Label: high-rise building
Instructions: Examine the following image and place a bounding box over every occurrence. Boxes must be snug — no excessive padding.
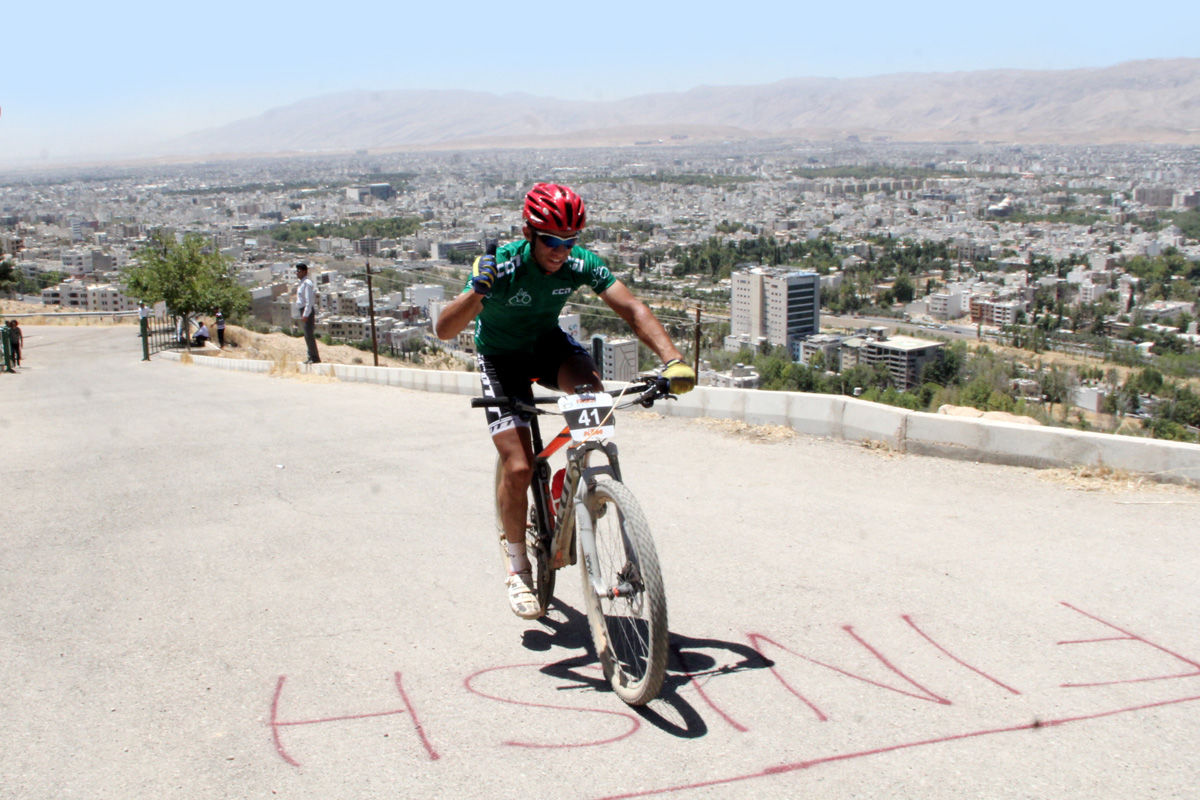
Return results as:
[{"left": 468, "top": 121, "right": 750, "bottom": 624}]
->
[
  {"left": 591, "top": 335, "right": 638, "bottom": 383},
  {"left": 729, "top": 267, "right": 819, "bottom": 359},
  {"left": 368, "top": 183, "right": 394, "bottom": 201}
]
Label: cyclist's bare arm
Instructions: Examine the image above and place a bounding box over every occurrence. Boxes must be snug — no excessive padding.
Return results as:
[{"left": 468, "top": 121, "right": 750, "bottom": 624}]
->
[
  {"left": 600, "top": 280, "right": 685, "bottom": 364},
  {"left": 435, "top": 288, "right": 482, "bottom": 340}
]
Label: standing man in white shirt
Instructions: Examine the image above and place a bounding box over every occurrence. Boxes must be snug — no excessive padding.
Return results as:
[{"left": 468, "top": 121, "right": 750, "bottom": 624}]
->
[{"left": 295, "top": 263, "right": 320, "bottom": 364}]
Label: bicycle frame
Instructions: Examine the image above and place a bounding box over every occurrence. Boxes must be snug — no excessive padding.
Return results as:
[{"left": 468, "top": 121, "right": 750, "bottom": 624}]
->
[
  {"left": 472, "top": 377, "right": 669, "bottom": 579},
  {"left": 524, "top": 408, "right": 622, "bottom": 578}
]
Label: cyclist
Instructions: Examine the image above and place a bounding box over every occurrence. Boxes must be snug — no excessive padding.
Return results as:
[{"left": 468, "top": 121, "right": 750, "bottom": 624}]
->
[{"left": 436, "top": 182, "right": 696, "bottom": 619}]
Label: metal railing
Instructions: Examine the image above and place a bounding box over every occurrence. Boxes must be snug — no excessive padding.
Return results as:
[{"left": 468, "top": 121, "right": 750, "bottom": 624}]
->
[
  {"left": 142, "top": 315, "right": 191, "bottom": 359},
  {"left": 1, "top": 325, "right": 12, "bottom": 373}
]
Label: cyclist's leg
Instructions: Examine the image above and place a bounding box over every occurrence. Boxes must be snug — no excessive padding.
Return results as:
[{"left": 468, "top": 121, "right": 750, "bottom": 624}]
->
[
  {"left": 478, "top": 351, "right": 536, "bottom": 554},
  {"left": 530, "top": 328, "right": 602, "bottom": 395},
  {"left": 494, "top": 426, "right": 534, "bottom": 553},
  {"left": 557, "top": 352, "right": 602, "bottom": 394},
  {"left": 495, "top": 424, "right": 543, "bottom": 618}
]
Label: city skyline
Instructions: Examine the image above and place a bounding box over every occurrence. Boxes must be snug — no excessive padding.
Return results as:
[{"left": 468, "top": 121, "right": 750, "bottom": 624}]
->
[{"left": 3, "top": 0, "right": 1197, "bottom": 167}]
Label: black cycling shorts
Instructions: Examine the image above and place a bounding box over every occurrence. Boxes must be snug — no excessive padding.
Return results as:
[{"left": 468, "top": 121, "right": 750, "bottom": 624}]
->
[{"left": 476, "top": 327, "right": 592, "bottom": 435}]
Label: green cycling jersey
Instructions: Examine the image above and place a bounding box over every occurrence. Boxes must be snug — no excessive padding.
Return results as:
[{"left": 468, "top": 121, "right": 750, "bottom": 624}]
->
[{"left": 466, "top": 239, "right": 616, "bottom": 355}]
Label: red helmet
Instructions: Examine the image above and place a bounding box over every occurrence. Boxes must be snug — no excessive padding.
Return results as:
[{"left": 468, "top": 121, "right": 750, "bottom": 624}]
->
[{"left": 523, "top": 183, "right": 586, "bottom": 232}]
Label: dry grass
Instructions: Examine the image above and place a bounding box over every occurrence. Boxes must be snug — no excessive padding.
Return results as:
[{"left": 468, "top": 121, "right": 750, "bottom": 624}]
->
[
  {"left": 1, "top": 298, "right": 134, "bottom": 326},
  {"left": 216, "top": 326, "right": 462, "bottom": 372},
  {"left": 1039, "top": 464, "right": 1200, "bottom": 495},
  {"left": 690, "top": 416, "right": 798, "bottom": 443},
  {"left": 264, "top": 350, "right": 337, "bottom": 383}
]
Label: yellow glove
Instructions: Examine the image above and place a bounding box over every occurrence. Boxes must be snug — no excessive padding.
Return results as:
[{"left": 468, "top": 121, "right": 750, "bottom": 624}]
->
[{"left": 662, "top": 359, "right": 696, "bottom": 394}]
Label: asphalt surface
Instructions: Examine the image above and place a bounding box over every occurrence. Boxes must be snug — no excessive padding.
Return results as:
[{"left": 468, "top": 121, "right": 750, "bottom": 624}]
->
[{"left": 4, "top": 324, "right": 1200, "bottom": 800}]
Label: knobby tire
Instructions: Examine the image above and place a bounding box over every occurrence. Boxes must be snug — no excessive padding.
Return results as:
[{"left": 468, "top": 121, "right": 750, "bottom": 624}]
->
[{"left": 579, "top": 478, "right": 668, "bottom": 705}]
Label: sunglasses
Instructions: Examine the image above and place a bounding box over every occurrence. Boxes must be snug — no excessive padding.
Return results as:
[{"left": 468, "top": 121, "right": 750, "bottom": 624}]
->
[{"left": 535, "top": 232, "right": 579, "bottom": 249}]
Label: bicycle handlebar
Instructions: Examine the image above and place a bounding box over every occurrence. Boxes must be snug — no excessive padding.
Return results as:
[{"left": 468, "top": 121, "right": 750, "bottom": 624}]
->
[
  {"left": 469, "top": 394, "right": 559, "bottom": 410},
  {"left": 470, "top": 376, "right": 672, "bottom": 413}
]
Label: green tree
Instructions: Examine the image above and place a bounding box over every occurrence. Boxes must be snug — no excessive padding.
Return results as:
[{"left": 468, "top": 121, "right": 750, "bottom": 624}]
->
[
  {"left": 123, "top": 231, "right": 250, "bottom": 328},
  {"left": 1038, "top": 366, "right": 1072, "bottom": 405},
  {"left": 0, "top": 258, "right": 15, "bottom": 294},
  {"left": 1131, "top": 367, "right": 1164, "bottom": 396},
  {"left": 960, "top": 377, "right": 995, "bottom": 410},
  {"left": 921, "top": 341, "right": 966, "bottom": 386}
]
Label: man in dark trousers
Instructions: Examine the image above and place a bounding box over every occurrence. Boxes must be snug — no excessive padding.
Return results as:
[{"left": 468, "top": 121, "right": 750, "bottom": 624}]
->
[{"left": 295, "top": 263, "right": 320, "bottom": 364}]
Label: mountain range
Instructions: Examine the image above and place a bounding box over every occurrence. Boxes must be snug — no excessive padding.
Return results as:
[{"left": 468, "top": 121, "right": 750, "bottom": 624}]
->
[{"left": 163, "top": 59, "right": 1200, "bottom": 158}]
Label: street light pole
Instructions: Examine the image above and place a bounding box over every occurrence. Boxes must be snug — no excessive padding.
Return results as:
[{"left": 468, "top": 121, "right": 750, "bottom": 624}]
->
[{"left": 366, "top": 260, "right": 379, "bottom": 366}]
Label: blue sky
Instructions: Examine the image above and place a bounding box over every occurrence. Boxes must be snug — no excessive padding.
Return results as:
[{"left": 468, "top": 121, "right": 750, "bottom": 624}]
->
[{"left": 2, "top": 0, "right": 1196, "bottom": 165}]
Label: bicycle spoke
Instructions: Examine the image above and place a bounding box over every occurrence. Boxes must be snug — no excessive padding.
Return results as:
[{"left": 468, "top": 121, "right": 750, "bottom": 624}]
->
[{"left": 581, "top": 480, "right": 667, "bottom": 704}]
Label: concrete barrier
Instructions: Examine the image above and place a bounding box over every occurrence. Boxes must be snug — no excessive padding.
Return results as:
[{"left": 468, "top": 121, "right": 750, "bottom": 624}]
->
[{"left": 158, "top": 354, "right": 1200, "bottom": 485}]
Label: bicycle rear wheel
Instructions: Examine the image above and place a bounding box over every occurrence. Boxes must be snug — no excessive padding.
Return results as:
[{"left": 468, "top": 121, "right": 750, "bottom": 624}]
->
[
  {"left": 494, "top": 455, "right": 555, "bottom": 610},
  {"left": 578, "top": 478, "right": 668, "bottom": 705}
]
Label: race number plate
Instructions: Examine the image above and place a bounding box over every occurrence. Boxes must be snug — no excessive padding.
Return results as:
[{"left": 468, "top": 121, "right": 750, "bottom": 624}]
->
[{"left": 558, "top": 393, "right": 615, "bottom": 443}]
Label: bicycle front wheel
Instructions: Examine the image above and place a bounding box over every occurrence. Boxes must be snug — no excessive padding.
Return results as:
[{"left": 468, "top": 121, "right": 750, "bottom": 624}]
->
[{"left": 578, "top": 479, "right": 668, "bottom": 705}]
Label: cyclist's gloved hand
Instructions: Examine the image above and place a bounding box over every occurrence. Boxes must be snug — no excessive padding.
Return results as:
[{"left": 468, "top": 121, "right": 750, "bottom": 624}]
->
[
  {"left": 471, "top": 255, "right": 497, "bottom": 296},
  {"left": 662, "top": 359, "right": 696, "bottom": 394}
]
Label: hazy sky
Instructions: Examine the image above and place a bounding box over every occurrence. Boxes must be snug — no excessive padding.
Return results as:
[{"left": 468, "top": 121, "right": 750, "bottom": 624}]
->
[{"left": 2, "top": 0, "right": 1196, "bottom": 166}]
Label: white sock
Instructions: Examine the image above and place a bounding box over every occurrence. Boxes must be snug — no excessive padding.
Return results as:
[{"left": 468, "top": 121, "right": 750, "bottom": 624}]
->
[{"left": 507, "top": 541, "right": 530, "bottom": 574}]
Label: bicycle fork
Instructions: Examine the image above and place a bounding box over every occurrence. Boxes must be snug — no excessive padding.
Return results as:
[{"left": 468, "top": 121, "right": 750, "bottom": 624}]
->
[{"left": 566, "top": 441, "right": 624, "bottom": 601}]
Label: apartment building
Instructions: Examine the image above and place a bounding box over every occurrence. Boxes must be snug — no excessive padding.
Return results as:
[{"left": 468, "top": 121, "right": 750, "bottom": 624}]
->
[
  {"left": 406, "top": 284, "right": 445, "bottom": 313},
  {"left": 1078, "top": 281, "right": 1108, "bottom": 304},
  {"left": 1141, "top": 300, "right": 1195, "bottom": 322},
  {"left": 969, "top": 296, "right": 1024, "bottom": 326},
  {"left": 590, "top": 335, "right": 638, "bottom": 383},
  {"left": 87, "top": 284, "right": 138, "bottom": 312},
  {"left": 60, "top": 248, "right": 115, "bottom": 273},
  {"left": 858, "top": 331, "right": 945, "bottom": 390},
  {"left": 41, "top": 279, "right": 88, "bottom": 307},
  {"left": 322, "top": 315, "right": 397, "bottom": 342},
  {"left": 558, "top": 313, "right": 581, "bottom": 342},
  {"left": 799, "top": 333, "right": 844, "bottom": 370},
  {"left": 324, "top": 289, "right": 366, "bottom": 315},
  {"left": 1133, "top": 186, "right": 1177, "bottom": 207},
  {"left": 703, "top": 362, "right": 760, "bottom": 389},
  {"left": 432, "top": 240, "right": 480, "bottom": 260},
  {"left": 927, "top": 284, "right": 970, "bottom": 320},
  {"left": 729, "top": 267, "right": 819, "bottom": 359},
  {"left": 1, "top": 233, "right": 22, "bottom": 256},
  {"left": 344, "top": 184, "right": 394, "bottom": 202}
]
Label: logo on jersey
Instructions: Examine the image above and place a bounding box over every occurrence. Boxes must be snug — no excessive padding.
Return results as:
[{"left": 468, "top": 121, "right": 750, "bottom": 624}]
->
[
  {"left": 552, "top": 287, "right": 572, "bottom": 295},
  {"left": 508, "top": 289, "right": 532, "bottom": 306}
]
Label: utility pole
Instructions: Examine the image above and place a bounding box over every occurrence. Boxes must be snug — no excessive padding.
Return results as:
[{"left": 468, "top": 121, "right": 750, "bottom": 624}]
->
[
  {"left": 366, "top": 260, "right": 379, "bottom": 366},
  {"left": 692, "top": 305, "right": 702, "bottom": 376}
]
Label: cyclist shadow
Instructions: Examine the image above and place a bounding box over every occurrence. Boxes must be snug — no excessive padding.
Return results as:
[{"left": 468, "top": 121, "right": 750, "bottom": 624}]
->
[{"left": 521, "top": 599, "right": 774, "bottom": 739}]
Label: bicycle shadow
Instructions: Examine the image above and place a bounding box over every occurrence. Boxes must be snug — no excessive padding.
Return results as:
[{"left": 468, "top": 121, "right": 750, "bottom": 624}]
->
[{"left": 521, "top": 599, "right": 774, "bottom": 739}]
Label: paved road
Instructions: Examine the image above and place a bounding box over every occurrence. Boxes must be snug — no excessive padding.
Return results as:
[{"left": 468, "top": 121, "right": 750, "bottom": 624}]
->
[{"left": 4, "top": 325, "right": 1199, "bottom": 800}]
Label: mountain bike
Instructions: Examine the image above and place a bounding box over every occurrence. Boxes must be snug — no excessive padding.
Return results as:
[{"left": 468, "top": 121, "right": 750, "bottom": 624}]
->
[{"left": 471, "top": 376, "right": 674, "bottom": 705}]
